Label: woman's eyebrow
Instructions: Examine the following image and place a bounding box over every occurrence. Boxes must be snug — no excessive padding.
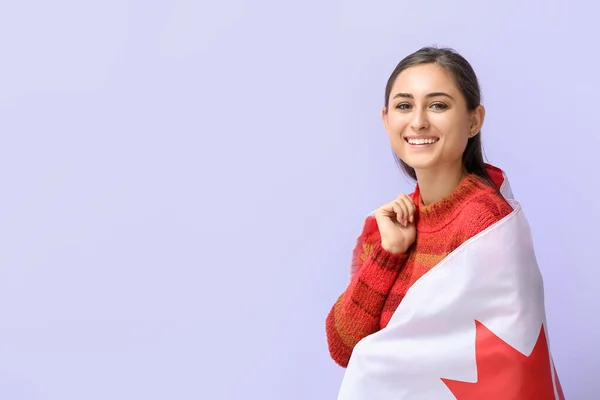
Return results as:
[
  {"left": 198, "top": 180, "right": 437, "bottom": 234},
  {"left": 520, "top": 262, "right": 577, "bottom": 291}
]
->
[{"left": 392, "top": 92, "right": 455, "bottom": 100}]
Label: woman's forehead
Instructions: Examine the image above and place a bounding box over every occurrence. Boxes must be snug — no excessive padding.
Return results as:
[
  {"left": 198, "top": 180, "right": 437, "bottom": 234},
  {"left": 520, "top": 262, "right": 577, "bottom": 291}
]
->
[{"left": 391, "top": 64, "right": 457, "bottom": 94}]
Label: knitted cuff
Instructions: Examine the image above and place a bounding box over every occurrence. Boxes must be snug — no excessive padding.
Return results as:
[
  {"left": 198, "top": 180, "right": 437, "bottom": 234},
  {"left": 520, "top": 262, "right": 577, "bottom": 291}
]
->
[{"left": 369, "top": 242, "right": 408, "bottom": 272}]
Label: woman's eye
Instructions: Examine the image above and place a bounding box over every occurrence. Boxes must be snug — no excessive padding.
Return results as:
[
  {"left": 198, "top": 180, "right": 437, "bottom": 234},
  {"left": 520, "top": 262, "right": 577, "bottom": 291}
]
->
[
  {"left": 395, "top": 103, "right": 411, "bottom": 110},
  {"left": 431, "top": 102, "right": 448, "bottom": 110}
]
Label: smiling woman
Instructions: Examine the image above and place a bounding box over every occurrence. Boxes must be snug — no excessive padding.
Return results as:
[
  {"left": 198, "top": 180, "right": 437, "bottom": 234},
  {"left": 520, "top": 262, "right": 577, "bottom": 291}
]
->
[
  {"left": 382, "top": 50, "right": 491, "bottom": 205},
  {"left": 325, "top": 47, "right": 564, "bottom": 399}
]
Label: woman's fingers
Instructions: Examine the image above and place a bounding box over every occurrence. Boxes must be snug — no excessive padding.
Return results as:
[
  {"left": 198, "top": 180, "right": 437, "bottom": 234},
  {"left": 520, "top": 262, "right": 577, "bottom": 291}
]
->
[
  {"left": 391, "top": 201, "right": 406, "bottom": 226},
  {"left": 397, "top": 194, "right": 416, "bottom": 223}
]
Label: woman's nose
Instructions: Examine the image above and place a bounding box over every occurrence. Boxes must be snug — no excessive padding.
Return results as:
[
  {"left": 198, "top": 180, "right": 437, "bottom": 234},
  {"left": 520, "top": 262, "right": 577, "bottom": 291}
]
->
[{"left": 411, "top": 110, "right": 429, "bottom": 131}]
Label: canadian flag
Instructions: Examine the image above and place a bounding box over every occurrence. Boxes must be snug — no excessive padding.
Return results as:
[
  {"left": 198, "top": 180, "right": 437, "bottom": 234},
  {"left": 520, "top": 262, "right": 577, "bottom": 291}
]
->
[{"left": 338, "top": 168, "right": 565, "bottom": 400}]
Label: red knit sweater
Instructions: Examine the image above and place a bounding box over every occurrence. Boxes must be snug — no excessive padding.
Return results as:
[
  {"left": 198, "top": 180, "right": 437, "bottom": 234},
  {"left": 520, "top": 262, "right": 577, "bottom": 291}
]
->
[{"left": 325, "top": 173, "right": 513, "bottom": 368}]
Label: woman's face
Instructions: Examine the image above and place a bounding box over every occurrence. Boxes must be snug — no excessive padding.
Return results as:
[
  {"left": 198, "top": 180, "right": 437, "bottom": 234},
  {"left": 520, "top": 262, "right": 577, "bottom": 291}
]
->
[{"left": 382, "top": 63, "right": 484, "bottom": 175}]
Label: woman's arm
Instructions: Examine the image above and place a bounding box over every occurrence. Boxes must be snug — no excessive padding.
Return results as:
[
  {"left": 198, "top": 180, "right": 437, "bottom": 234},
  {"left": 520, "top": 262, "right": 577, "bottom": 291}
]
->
[{"left": 325, "top": 218, "right": 408, "bottom": 368}]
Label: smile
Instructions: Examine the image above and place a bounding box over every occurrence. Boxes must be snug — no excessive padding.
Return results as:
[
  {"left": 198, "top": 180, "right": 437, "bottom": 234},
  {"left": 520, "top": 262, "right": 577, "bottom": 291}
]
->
[{"left": 405, "top": 137, "right": 439, "bottom": 145}]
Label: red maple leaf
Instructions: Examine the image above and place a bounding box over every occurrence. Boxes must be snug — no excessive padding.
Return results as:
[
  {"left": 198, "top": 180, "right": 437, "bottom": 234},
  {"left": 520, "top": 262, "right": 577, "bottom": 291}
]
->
[{"left": 441, "top": 320, "right": 564, "bottom": 399}]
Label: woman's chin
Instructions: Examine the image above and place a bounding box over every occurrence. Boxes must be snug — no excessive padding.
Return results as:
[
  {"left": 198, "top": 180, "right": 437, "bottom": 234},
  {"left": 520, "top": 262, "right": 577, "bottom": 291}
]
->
[{"left": 398, "top": 154, "right": 438, "bottom": 171}]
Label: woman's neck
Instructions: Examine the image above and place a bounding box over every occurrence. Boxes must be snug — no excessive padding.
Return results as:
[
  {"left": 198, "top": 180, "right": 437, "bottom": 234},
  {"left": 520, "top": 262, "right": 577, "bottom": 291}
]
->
[{"left": 415, "top": 163, "right": 466, "bottom": 205}]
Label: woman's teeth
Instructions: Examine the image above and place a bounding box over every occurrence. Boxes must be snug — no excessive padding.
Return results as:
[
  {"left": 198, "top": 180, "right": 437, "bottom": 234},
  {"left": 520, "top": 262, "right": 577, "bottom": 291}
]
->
[{"left": 406, "top": 138, "right": 438, "bottom": 145}]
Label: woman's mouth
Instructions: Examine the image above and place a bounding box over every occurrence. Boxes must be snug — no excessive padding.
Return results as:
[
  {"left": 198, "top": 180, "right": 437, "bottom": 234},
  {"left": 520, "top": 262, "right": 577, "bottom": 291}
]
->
[{"left": 404, "top": 137, "right": 439, "bottom": 146}]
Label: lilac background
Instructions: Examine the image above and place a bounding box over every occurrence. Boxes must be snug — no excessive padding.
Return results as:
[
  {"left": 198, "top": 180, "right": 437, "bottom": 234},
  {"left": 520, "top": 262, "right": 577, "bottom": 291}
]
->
[{"left": 0, "top": 0, "right": 597, "bottom": 399}]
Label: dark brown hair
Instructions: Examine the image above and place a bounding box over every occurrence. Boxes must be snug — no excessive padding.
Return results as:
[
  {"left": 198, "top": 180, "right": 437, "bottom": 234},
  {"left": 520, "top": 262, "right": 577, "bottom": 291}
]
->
[{"left": 384, "top": 46, "right": 493, "bottom": 186}]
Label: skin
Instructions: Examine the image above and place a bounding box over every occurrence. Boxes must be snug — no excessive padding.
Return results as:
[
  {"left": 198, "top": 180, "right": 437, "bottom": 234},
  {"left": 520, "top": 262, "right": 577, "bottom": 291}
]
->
[{"left": 375, "top": 63, "right": 485, "bottom": 254}]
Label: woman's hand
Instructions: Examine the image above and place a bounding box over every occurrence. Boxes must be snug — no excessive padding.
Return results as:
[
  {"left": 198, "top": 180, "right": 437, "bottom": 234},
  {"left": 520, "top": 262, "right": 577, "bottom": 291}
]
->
[{"left": 374, "top": 194, "right": 417, "bottom": 254}]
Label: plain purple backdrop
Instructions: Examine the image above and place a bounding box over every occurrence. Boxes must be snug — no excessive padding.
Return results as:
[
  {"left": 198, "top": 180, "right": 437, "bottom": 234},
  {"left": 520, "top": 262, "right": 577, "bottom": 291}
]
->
[{"left": 0, "top": 0, "right": 597, "bottom": 399}]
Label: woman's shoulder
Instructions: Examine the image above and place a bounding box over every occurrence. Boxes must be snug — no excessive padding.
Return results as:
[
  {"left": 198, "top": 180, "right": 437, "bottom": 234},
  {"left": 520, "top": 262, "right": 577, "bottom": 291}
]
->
[{"left": 460, "top": 183, "right": 513, "bottom": 235}]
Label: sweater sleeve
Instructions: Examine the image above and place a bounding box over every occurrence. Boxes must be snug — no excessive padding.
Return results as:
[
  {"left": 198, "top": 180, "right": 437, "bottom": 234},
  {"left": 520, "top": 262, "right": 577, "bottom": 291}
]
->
[{"left": 325, "top": 216, "right": 408, "bottom": 368}]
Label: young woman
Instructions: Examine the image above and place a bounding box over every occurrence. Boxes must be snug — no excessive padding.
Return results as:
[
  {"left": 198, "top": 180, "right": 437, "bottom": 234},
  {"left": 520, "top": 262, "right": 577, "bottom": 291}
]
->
[
  {"left": 325, "top": 47, "right": 564, "bottom": 399},
  {"left": 326, "top": 46, "right": 512, "bottom": 366}
]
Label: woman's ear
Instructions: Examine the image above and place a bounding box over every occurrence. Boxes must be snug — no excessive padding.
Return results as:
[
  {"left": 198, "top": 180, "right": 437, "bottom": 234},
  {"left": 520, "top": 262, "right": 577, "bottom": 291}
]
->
[
  {"left": 470, "top": 105, "right": 485, "bottom": 134},
  {"left": 381, "top": 106, "right": 389, "bottom": 131}
]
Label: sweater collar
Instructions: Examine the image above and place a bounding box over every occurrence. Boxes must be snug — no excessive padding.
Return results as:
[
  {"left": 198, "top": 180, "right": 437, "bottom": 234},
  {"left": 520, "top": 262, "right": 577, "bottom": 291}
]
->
[{"left": 412, "top": 174, "right": 490, "bottom": 233}]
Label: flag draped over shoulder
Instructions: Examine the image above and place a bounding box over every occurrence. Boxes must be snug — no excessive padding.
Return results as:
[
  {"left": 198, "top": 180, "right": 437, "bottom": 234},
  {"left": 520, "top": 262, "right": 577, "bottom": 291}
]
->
[{"left": 338, "top": 168, "right": 565, "bottom": 400}]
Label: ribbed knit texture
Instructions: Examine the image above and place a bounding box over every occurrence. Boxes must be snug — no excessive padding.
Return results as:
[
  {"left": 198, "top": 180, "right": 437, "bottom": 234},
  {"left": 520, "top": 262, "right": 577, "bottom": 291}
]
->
[{"left": 326, "top": 174, "right": 513, "bottom": 368}]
